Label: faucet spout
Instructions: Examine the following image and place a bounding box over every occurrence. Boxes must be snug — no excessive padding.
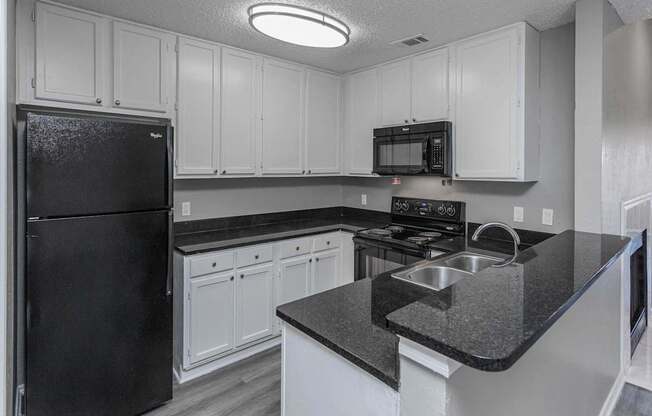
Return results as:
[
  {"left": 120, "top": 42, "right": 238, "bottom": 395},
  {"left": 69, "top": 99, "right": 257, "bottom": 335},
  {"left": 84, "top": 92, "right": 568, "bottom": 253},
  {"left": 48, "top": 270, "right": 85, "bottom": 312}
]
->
[{"left": 471, "top": 222, "right": 521, "bottom": 267}]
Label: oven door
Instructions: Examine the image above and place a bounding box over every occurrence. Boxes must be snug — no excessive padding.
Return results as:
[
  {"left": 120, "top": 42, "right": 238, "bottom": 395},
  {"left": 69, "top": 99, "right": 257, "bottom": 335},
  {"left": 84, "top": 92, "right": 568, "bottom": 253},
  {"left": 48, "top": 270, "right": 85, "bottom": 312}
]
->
[
  {"left": 353, "top": 238, "right": 425, "bottom": 281},
  {"left": 372, "top": 135, "right": 428, "bottom": 175}
]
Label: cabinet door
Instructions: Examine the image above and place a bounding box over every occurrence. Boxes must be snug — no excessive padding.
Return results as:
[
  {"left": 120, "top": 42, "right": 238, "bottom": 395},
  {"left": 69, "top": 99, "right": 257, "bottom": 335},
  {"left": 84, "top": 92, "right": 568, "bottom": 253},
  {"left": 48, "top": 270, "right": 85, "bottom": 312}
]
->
[
  {"left": 220, "top": 48, "right": 259, "bottom": 175},
  {"left": 35, "top": 3, "right": 106, "bottom": 105},
  {"left": 235, "top": 264, "right": 274, "bottom": 347},
  {"left": 305, "top": 70, "right": 341, "bottom": 175},
  {"left": 379, "top": 59, "right": 411, "bottom": 126},
  {"left": 176, "top": 38, "right": 219, "bottom": 176},
  {"left": 261, "top": 59, "right": 304, "bottom": 175},
  {"left": 113, "top": 22, "right": 173, "bottom": 112},
  {"left": 345, "top": 69, "right": 378, "bottom": 175},
  {"left": 454, "top": 28, "right": 520, "bottom": 179},
  {"left": 278, "top": 256, "right": 310, "bottom": 305},
  {"left": 411, "top": 48, "right": 449, "bottom": 123},
  {"left": 188, "top": 272, "right": 234, "bottom": 364},
  {"left": 311, "top": 249, "right": 340, "bottom": 294}
]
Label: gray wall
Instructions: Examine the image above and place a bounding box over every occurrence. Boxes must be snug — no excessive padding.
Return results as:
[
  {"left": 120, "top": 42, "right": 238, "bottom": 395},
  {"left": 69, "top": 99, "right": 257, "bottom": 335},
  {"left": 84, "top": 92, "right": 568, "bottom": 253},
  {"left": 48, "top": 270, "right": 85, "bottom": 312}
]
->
[
  {"left": 602, "top": 19, "right": 652, "bottom": 235},
  {"left": 341, "top": 24, "right": 576, "bottom": 233},
  {"left": 174, "top": 177, "right": 343, "bottom": 221},
  {"left": 574, "top": 0, "right": 623, "bottom": 233}
]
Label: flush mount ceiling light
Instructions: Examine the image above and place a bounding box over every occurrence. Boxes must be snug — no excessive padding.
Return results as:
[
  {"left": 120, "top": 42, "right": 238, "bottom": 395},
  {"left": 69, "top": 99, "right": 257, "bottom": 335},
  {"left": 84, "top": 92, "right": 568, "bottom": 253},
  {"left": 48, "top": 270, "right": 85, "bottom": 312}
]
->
[{"left": 248, "top": 3, "right": 350, "bottom": 48}]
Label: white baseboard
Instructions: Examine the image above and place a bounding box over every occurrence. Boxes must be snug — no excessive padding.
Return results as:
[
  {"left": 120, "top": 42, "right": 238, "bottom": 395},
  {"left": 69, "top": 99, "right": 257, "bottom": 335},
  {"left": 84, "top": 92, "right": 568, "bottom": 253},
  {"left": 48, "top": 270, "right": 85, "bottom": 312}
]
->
[
  {"left": 174, "top": 337, "right": 281, "bottom": 384},
  {"left": 599, "top": 371, "right": 625, "bottom": 416}
]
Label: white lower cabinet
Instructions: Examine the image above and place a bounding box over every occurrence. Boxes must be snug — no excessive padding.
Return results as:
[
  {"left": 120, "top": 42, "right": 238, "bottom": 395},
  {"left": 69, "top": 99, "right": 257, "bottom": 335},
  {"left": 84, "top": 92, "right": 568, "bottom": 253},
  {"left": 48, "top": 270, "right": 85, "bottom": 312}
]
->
[
  {"left": 188, "top": 271, "right": 235, "bottom": 364},
  {"left": 278, "top": 256, "right": 311, "bottom": 305},
  {"left": 235, "top": 264, "right": 275, "bottom": 347},
  {"left": 176, "top": 231, "right": 354, "bottom": 382},
  {"left": 311, "top": 249, "right": 340, "bottom": 294}
]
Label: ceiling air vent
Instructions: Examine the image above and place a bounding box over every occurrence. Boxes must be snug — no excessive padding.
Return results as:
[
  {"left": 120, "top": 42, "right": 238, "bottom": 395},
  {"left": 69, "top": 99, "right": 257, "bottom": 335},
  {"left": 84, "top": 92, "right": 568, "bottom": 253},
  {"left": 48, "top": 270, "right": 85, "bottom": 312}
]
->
[{"left": 390, "top": 34, "right": 429, "bottom": 47}]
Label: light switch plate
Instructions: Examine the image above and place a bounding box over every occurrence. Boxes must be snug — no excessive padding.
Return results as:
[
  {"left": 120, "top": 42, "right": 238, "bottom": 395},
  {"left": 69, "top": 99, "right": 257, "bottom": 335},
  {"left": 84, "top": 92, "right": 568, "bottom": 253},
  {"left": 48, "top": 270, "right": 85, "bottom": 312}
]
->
[
  {"left": 361, "top": 194, "right": 367, "bottom": 206},
  {"left": 513, "top": 206, "right": 524, "bottom": 223},
  {"left": 181, "top": 202, "right": 191, "bottom": 217},
  {"left": 542, "top": 208, "right": 554, "bottom": 226}
]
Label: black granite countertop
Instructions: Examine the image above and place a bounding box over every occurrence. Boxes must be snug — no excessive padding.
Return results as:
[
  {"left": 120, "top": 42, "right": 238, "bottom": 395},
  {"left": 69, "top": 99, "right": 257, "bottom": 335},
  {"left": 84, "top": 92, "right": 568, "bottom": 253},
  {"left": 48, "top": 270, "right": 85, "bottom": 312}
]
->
[
  {"left": 174, "top": 207, "right": 390, "bottom": 254},
  {"left": 276, "top": 230, "right": 630, "bottom": 390}
]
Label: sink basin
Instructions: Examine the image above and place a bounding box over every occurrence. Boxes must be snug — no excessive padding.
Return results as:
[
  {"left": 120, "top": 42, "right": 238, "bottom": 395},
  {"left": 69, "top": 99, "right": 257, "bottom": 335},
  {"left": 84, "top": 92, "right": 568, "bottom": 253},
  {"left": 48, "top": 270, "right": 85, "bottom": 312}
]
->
[
  {"left": 392, "top": 265, "right": 472, "bottom": 291},
  {"left": 442, "top": 252, "right": 503, "bottom": 273},
  {"left": 391, "top": 252, "right": 504, "bottom": 291}
]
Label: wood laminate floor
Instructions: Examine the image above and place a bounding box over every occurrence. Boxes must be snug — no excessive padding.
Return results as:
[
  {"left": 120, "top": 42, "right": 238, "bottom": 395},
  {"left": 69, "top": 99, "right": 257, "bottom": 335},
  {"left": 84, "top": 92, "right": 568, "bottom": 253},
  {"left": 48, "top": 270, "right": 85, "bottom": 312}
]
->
[
  {"left": 612, "top": 383, "right": 652, "bottom": 416},
  {"left": 145, "top": 347, "right": 281, "bottom": 416}
]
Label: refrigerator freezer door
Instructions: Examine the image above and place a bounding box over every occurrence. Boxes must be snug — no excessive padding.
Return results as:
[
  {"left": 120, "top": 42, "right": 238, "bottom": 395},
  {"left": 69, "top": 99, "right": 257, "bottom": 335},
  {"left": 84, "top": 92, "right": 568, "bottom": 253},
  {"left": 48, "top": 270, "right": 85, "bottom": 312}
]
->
[
  {"left": 25, "top": 211, "right": 172, "bottom": 416},
  {"left": 25, "top": 111, "right": 171, "bottom": 218}
]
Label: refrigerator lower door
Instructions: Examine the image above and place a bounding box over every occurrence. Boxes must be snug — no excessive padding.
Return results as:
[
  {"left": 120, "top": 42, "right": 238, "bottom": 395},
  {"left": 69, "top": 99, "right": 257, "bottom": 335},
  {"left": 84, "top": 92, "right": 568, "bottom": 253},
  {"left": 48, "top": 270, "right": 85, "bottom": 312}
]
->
[{"left": 25, "top": 211, "right": 172, "bottom": 416}]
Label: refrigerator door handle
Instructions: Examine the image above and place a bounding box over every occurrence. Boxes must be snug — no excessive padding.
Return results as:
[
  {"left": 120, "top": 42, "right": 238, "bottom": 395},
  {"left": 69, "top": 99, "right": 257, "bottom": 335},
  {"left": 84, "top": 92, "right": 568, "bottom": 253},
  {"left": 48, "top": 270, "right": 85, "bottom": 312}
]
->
[{"left": 166, "top": 211, "right": 173, "bottom": 297}]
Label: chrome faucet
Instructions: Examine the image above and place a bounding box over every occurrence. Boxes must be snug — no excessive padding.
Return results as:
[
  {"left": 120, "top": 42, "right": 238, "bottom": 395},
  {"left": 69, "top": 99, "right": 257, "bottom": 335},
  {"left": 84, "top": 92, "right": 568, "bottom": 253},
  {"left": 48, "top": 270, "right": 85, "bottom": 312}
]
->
[{"left": 471, "top": 222, "right": 521, "bottom": 267}]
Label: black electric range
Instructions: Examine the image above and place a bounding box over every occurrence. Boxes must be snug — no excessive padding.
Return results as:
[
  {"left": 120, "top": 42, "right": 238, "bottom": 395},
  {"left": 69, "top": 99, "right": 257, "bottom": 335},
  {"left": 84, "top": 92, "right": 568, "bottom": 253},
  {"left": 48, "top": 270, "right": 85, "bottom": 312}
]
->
[{"left": 353, "top": 197, "right": 466, "bottom": 280}]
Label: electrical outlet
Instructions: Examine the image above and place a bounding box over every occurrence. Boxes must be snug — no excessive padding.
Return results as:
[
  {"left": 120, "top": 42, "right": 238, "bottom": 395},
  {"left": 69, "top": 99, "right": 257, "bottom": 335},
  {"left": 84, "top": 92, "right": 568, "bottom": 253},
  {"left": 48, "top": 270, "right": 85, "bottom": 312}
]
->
[
  {"left": 513, "top": 206, "right": 524, "bottom": 223},
  {"left": 361, "top": 194, "right": 367, "bottom": 206},
  {"left": 181, "top": 202, "right": 191, "bottom": 217},
  {"left": 542, "top": 208, "right": 554, "bottom": 226}
]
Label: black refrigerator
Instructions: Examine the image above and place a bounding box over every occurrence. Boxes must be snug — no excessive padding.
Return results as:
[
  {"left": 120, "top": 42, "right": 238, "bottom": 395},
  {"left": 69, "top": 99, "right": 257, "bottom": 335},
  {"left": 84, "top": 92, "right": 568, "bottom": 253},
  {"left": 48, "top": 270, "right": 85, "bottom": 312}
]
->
[{"left": 16, "top": 106, "right": 173, "bottom": 416}]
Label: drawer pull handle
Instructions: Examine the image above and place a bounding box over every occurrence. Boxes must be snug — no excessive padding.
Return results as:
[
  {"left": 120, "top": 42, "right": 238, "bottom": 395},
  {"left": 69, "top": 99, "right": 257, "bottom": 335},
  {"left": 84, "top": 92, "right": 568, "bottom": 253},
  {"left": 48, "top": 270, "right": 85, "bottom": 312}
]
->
[
  {"left": 212, "top": 262, "right": 217, "bottom": 267},
  {"left": 255, "top": 255, "right": 259, "bottom": 260}
]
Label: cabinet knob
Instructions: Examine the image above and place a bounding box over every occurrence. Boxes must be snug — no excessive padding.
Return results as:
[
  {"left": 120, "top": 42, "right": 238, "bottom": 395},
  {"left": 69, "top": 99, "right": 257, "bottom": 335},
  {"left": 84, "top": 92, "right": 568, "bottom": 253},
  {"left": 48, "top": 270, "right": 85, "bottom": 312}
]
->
[
  {"left": 230, "top": 276, "right": 234, "bottom": 281},
  {"left": 308, "top": 170, "right": 311, "bottom": 174},
  {"left": 240, "top": 274, "right": 244, "bottom": 279},
  {"left": 455, "top": 173, "right": 459, "bottom": 177},
  {"left": 222, "top": 170, "right": 226, "bottom": 174},
  {"left": 254, "top": 254, "right": 259, "bottom": 260},
  {"left": 412, "top": 118, "right": 416, "bottom": 123},
  {"left": 316, "top": 258, "right": 320, "bottom": 262},
  {"left": 96, "top": 98, "right": 102, "bottom": 104},
  {"left": 309, "top": 259, "right": 312, "bottom": 263},
  {"left": 114, "top": 99, "right": 121, "bottom": 106},
  {"left": 213, "top": 169, "right": 218, "bottom": 174},
  {"left": 296, "top": 246, "right": 300, "bottom": 251},
  {"left": 302, "top": 170, "right": 306, "bottom": 174},
  {"left": 404, "top": 119, "right": 409, "bottom": 124},
  {"left": 212, "top": 262, "right": 217, "bottom": 267}
]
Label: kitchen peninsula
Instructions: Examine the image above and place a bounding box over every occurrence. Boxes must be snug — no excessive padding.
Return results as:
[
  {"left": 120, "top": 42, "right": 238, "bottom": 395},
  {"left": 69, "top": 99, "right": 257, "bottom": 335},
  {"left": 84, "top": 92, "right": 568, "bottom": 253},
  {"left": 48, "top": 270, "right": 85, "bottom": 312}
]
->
[{"left": 277, "top": 230, "right": 630, "bottom": 416}]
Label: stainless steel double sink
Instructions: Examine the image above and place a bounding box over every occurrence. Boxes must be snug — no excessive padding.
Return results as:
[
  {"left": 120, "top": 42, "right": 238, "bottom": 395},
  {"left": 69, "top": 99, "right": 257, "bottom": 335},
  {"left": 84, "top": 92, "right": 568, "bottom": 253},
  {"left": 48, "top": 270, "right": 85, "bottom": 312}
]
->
[{"left": 391, "top": 252, "right": 503, "bottom": 291}]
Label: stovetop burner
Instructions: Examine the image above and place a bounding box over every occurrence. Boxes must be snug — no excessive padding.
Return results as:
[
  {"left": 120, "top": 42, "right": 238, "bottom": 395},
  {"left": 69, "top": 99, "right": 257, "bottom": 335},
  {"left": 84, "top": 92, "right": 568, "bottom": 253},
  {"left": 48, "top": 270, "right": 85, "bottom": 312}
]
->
[
  {"left": 406, "top": 236, "right": 431, "bottom": 244},
  {"left": 386, "top": 225, "right": 405, "bottom": 233},
  {"left": 365, "top": 228, "right": 393, "bottom": 236},
  {"left": 419, "top": 231, "right": 443, "bottom": 238}
]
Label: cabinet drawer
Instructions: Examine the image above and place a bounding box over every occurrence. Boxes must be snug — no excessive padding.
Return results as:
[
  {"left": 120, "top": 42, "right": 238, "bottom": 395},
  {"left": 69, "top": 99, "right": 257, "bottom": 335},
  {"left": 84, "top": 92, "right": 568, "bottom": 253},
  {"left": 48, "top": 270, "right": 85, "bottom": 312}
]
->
[
  {"left": 313, "top": 234, "right": 341, "bottom": 252},
  {"left": 236, "top": 244, "right": 273, "bottom": 268},
  {"left": 280, "top": 238, "right": 312, "bottom": 259},
  {"left": 189, "top": 251, "right": 234, "bottom": 278}
]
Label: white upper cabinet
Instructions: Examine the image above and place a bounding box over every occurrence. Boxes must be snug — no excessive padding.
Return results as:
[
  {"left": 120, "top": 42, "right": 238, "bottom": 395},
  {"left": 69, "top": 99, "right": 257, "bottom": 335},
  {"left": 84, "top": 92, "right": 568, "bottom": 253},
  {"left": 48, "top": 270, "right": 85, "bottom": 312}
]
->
[
  {"left": 379, "top": 59, "right": 411, "bottom": 126},
  {"left": 176, "top": 37, "right": 220, "bottom": 176},
  {"left": 344, "top": 68, "right": 378, "bottom": 175},
  {"left": 261, "top": 59, "right": 305, "bottom": 175},
  {"left": 453, "top": 23, "right": 540, "bottom": 182},
  {"left": 188, "top": 272, "right": 234, "bottom": 364},
  {"left": 305, "top": 70, "right": 341, "bottom": 175},
  {"left": 411, "top": 48, "right": 449, "bottom": 123},
  {"left": 34, "top": 3, "right": 106, "bottom": 105},
  {"left": 112, "top": 22, "right": 174, "bottom": 112},
  {"left": 220, "top": 48, "right": 259, "bottom": 175},
  {"left": 235, "top": 264, "right": 274, "bottom": 347}
]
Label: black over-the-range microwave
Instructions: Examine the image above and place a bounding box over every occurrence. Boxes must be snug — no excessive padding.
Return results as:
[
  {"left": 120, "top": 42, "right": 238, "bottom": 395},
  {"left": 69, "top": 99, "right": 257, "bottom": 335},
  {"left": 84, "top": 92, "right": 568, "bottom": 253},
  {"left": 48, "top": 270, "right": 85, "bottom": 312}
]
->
[{"left": 372, "top": 121, "right": 452, "bottom": 177}]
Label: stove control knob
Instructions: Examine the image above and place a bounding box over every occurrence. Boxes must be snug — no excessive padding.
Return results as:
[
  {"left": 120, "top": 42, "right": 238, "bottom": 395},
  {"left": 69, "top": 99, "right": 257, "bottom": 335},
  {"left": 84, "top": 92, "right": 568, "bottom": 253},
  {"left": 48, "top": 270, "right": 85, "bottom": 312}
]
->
[
  {"left": 437, "top": 205, "right": 446, "bottom": 215},
  {"left": 446, "top": 206, "right": 456, "bottom": 216},
  {"left": 401, "top": 201, "right": 410, "bottom": 211},
  {"left": 394, "top": 201, "right": 402, "bottom": 211}
]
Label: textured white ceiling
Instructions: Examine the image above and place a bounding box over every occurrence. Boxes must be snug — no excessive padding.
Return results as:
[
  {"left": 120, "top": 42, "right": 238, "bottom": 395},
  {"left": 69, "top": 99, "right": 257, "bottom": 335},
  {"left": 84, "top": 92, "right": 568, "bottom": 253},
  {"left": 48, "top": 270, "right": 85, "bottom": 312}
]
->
[
  {"left": 51, "top": 0, "right": 643, "bottom": 73},
  {"left": 53, "top": 0, "right": 581, "bottom": 72},
  {"left": 610, "top": 0, "right": 652, "bottom": 24}
]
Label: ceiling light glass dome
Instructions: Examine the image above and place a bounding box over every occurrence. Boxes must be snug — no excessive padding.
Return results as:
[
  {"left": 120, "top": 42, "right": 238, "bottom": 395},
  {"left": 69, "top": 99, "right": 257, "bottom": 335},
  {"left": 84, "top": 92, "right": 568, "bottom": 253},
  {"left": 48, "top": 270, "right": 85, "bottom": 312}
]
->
[{"left": 248, "top": 3, "right": 350, "bottom": 48}]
